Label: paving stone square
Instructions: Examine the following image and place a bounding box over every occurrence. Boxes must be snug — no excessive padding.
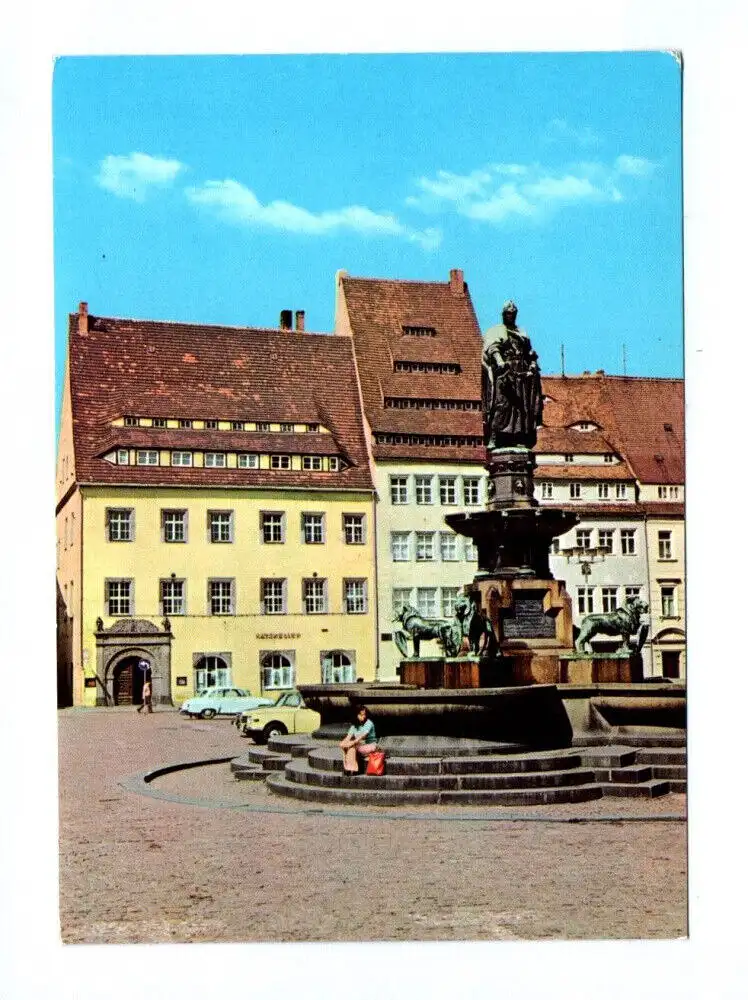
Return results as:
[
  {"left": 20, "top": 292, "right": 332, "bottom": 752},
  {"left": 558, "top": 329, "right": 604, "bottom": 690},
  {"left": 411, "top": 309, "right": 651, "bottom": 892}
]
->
[{"left": 58, "top": 708, "right": 687, "bottom": 943}]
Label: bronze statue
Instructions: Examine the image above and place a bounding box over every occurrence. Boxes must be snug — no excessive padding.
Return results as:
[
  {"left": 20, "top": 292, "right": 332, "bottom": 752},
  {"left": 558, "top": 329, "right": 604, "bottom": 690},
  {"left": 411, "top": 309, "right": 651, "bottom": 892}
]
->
[
  {"left": 482, "top": 300, "right": 543, "bottom": 449},
  {"left": 575, "top": 597, "right": 649, "bottom": 654}
]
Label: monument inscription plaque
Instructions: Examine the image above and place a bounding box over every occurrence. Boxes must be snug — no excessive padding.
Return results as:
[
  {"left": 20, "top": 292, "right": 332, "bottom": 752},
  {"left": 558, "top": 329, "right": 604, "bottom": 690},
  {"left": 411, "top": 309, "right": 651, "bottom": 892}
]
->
[{"left": 500, "top": 593, "right": 556, "bottom": 639}]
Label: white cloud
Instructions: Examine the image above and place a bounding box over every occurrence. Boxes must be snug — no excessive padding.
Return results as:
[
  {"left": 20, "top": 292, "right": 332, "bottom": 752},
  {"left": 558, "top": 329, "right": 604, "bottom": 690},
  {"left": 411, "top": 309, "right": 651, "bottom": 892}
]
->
[
  {"left": 615, "top": 154, "right": 658, "bottom": 176},
  {"left": 408, "top": 155, "right": 656, "bottom": 226},
  {"left": 545, "top": 118, "right": 600, "bottom": 147},
  {"left": 95, "top": 153, "right": 184, "bottom": 201},
  {"left": 185, "top": 178, "right": 441, "bottom": 249}
]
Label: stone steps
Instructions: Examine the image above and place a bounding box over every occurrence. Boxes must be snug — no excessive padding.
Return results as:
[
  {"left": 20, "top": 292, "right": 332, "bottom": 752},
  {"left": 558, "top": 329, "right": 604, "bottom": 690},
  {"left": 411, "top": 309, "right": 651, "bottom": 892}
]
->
[
  {"left": 235, "top": 737, "right": 686, "bottom": 806},
  {"left": 266, "top": 772, "right": 604, "bottom": 808}
]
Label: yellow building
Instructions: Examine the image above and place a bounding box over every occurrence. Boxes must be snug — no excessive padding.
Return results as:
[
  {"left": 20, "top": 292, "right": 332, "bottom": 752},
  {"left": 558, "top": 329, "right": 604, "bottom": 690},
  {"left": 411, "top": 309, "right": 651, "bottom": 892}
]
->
[{"left": 56, "top": 304, "right": 377, "bottom": 705}]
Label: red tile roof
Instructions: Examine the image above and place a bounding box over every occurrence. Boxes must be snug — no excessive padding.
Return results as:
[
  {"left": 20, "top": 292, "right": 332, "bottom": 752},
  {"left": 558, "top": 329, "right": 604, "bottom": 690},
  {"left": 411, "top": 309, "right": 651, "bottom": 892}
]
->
[
  {"left": 534, "top": 464, "right": 636, "bottom": 482},
  {"left": 340, "top": 272, "right": 483, "bottom": 462},
  {"left": 68, "top": 313, "right": 374, "bottom": 491},
  {"left": 541, "top": 375, "right": 684, "bottom": 484}
]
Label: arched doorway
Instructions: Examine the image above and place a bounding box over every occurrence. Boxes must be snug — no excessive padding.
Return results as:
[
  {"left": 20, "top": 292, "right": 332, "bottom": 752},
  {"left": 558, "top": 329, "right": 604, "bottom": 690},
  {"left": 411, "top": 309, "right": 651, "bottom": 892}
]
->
[{"left": 112, "top": 655, "right": 150, "bottom": 705}]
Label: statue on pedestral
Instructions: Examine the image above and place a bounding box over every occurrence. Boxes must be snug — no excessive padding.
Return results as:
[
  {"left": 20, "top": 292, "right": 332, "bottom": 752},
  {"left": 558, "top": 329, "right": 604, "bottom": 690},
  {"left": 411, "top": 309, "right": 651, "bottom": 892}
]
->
[{"left": 482, "top": 300, "right": 543, "bottom": 450}]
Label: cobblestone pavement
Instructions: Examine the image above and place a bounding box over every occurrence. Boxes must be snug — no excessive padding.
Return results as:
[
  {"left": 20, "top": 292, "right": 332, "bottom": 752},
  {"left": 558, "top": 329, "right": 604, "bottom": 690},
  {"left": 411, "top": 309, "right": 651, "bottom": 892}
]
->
[{"left": 58, "top": 708, "right": 688, "bottom": 943}]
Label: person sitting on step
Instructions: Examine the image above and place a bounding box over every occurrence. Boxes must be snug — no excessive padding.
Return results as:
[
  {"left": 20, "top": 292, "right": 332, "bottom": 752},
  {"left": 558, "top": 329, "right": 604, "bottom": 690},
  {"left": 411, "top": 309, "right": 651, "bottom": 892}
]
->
[{"left": 339, "top": 706, "right": 377, "bottom": 776}]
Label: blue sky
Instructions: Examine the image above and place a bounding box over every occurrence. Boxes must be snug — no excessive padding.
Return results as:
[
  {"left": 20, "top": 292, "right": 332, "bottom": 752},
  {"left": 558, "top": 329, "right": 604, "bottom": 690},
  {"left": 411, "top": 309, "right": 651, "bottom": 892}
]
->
[{"left": 53, "top": 52, "right": 682, "bottom": 422}]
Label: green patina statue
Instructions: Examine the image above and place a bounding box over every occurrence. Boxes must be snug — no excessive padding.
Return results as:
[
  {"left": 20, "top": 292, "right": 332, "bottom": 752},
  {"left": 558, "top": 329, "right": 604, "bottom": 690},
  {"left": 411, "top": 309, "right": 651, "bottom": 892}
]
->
[{"left": 482, "top": 300, "right": 543, "bottom": 450}]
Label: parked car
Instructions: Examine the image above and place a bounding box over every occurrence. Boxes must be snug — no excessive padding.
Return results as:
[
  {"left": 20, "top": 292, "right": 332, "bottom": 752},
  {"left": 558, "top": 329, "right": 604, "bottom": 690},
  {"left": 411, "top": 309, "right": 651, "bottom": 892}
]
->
[
  {"left": 235, "top": 690, "right": 321, "bottom": 743},
  {"left": 179, "top": 687, "right": 275, "bottom": 719}
]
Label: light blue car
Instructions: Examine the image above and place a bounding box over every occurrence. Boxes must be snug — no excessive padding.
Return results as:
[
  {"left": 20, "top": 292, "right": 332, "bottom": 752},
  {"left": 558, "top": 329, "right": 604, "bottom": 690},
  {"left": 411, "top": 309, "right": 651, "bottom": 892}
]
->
[{"left": 179, "top": 687, "right": 275, "bottom": 719}]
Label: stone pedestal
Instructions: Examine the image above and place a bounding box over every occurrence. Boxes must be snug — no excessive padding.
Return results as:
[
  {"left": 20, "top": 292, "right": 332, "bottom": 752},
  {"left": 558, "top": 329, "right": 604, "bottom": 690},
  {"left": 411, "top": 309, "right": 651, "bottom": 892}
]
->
[
  {"left": 558, "top": 653, "right": 644, "bottom": 684},
  {"left": 398, "top": 657, "right": 495, "bottom": 689},
  {"left": 485, "top": 446, "right": 538, "bottom": 509}
]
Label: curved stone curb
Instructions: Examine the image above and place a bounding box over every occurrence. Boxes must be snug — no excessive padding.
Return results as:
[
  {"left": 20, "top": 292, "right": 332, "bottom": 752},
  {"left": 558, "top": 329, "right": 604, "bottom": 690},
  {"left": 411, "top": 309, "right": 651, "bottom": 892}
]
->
[{"left": 118, "top": 754, "right": 686, "bottom": 824}]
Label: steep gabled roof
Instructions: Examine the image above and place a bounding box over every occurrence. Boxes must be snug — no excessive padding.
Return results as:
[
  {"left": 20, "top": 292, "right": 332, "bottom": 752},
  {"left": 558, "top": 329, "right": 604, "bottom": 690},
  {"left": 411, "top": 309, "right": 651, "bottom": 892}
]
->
[
  {"left": 68, "top": 311, "right": 374, "bottom": 491},
  {"left": 339, "top": 270, "right": 484, "bottom": 464},
  {"left": 540, "top": 375, "right": 684, "bottom": 484}
]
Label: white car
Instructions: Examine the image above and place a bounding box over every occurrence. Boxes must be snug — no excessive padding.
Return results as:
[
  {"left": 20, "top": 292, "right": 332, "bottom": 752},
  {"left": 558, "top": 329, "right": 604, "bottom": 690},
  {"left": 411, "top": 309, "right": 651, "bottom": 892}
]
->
[{"left": 179, "top": 687, "right": 275, "bottom": 719}]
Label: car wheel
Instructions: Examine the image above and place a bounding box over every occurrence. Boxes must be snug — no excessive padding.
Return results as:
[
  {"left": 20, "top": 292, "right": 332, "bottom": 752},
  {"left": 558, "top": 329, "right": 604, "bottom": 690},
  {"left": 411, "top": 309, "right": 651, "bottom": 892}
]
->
[
  {"left": 200, "top": 708, "right": 217, "bottom": 719},
  {"left": 262, "top": 722, "right": 287, "bottom": 743}
]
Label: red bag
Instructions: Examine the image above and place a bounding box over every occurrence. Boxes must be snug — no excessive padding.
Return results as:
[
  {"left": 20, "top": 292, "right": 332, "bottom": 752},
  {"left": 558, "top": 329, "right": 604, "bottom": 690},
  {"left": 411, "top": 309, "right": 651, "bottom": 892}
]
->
[{"left": 366, "top": 750, "right": 386, "bottom": 776}]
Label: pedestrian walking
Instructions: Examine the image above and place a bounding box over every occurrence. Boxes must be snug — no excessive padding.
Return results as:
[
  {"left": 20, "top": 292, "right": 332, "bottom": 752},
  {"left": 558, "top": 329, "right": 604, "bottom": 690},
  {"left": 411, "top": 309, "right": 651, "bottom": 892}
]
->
[{"left": 137, "top": 677, "right": 153, "bottom": 714}]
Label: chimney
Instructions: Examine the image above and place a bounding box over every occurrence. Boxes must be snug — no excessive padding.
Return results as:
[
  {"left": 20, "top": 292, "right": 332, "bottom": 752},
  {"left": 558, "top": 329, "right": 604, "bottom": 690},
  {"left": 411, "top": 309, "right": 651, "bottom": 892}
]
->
[
  {"left": 295, "top": 310, "right": 305, "bottom": 332},
  {"left": 78, "top": 301, "right": 89, "bottom": 336},
  {"left": 449, "top": 269, "right": 464, "bottom": 296},
  {"left": 279, "top": 309, "right": 293, "bottom": 330}
]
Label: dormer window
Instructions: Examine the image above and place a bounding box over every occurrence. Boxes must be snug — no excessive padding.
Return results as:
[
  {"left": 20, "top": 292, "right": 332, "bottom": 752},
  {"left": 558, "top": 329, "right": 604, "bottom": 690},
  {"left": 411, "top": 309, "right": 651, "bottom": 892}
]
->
[
  {"left": 117, "top": 449, "right": 129, "bottom": 465},
  {"left": 402, "top": 325, "right": 437, "bottom": 337},
  {"left": 153, "top": 418, "right": 167, "bottom": 428},
  {"left": 570, "top": 421, "right": 599, "bottom": 432},
  {"left": 231, "top": 421, "right": 243, "bottom": 431},
  {"left": 280, "top": 423, "right": 294, "bottom": 433},
  {"left": 124, "top": 416, "right": 137, "bottom": 427},
  {"left": 307, "top": 423, "right": 319, "bottom": 432},
  {"left": 394, "top": 361, "right": 460, "bottom": 375},
  {"left": 256, "top": 422, "right": 270, "bottom": 432},
  {"left": 329, "top": 457, "right": 340, "bottom": 471},
  {"left": 603, "top": 454, "right": 614, "bottom": 463},
  {"left": 564, "top": 454, "right": 574, "bottom": 463},
  {"left": 205, "top": 420, "right": 218, "bottom": 429},
  {"left": 178, "top": 419, "right": 193, "bottom": 429}
]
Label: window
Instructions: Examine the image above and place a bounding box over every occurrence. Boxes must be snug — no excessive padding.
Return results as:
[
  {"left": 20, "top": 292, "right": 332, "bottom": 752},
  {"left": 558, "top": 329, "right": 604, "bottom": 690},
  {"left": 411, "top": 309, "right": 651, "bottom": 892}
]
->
[
  {"left": 415, "top": 476, "right": 433, "bottom": 504},
  {"left": 124, "top": 416, "right": 137, "bottom": 426},
  {"left": 415, "top": 532, "right": 436, "bottom": 561},
  {"left": 441, "top": 587, "right": 460, "bottom": 618},
  {"left": 171, "top": 451, "right": 193, "bottom": 466},
  {"left": 390, "top": 476, "right": 409, "bottom": 504},
  {"left": 392, "top": 588, "right": 413, "bottom": 615},
  {"left": 271, "top": 455, "right": 291, "bottom": 469},
  {"left": 231, "top": 421, "right": 243, "bottom": 430},
  {"left": 658, "top": 486, "right": 667, "bottom": 499},
  {"left": 262, "top": 512, "right": 285, "bottom": 544},
  {"left": 602, "top": 587, "right": 618, "bottom": 613},
  {"left": 329, "top": 457, "right": 340, "bottom": 471},
  {"left": 205, "top": 452, "right": 226, "bottom": 468},
  {"left": 178, "top": 419, "right": 193, "bottom": 428},
  {"left": 541, "top": 482, "right": 554, "bottom": 499},
  {"left": 564, "top": 454, "right": 574, "bottom": 463},
  {"left": 303, "top": 513, "right": 325, "bottom": 544},
  {"left": 391, "top": 532, "right": 411, "bottom": 561},
  {"left": 153, "top": 417, "right": 166, "bottom": 428},
  {"left": 162, "top": 509, "right": 187, "bottom": 543},
  {"left": 402, "top": 324, "right": 437, "bottom": 337},
  {"left": 439, "top": 532, "right": 459, "bottom": 562},
  {"left": 669, "top": 486, "right": 680, "bottom": 499},
  {"left": 550, "top": 538, "right": 561, "bottom": 554},
  {"left": 238, "top": 453, "right": 259, "bottom": 468},
  {"left": 598, "top": 483, "right": 610, "bottom": 499},
  {"left": 577, "top": 587, "right": 594, "bottom": 615},
  {"left": 463, "top": 478, "right": 480, "bottom": 505},
  {"left": 302, "top": 456, "right": 323, "bottom": 470},
  {"left": 625, "top": 586, "right": 642, "bottom": 603},
  {"left": 464, "top": 539, "right": 478, "bottom": 562},
  {"left": 117, "top": 449, "right": 129, "bottom": 464},
  {"left": 303, "top": 578, "right": 327, "bottom": 614},
  {"left": 658, "top": 531, "right": 673, "bottom": 559},
  {"left": 256, "top": 421, "right": 270, "bottom": 432},
  {"left": 106, "top": 580, "right": 132, "bottom": 615},
  {"left": 598, "top": 530, "right": 614, "bottom": 554},
  {"left": 603, "top": 454, "right": 614, "bottom": 463},
  {"left": 262, "top": 579, "right": 286, "bottom": 615},
  {"left": 439, "top": 477, "right": 457, "bottom": 505},
  {"left": 620, "top": 529, "right": 636, "bottom": 555},
  {"left": 307, "top": 423, "right": 319, "bottom": 432},
  {"left": 136, "top": 450, "right": 159, "bottom": 465},
  {"left": 209, "top": 511, "right": 233, "bottom": 543},
  {"left": 161, "top": 579, "right": 185, "bottom": 615},
  {"left": 569, "top": 482, "right": 581, "bottom": 499},
  {"left": 576, "top": 529, "right": 592, "bottom": 550},
  {"left": 321, "top": 651, "right": 356, "bottom": 684},
  {"left": 280, "top": 423, "right": 293, "bottom": 433},
  {"left": 205, "top": 419, "right": 218, "bottom": 429},
  {"left": 615, "top": 483, "right": 628, "bottom": 499},
  {"left": 195, "top": 655, "right": 230, "bottom": 690},
  {"left": 661, "top": 586, "right": 677, "bottom": 617},
  {"left": 344, "top": 579, "right": 367, "bottom": 614},
  {"left": 107, "top": 508, "right": 133, "bottom": 542},
  {"left": 262, "top": 652, "right": 294, "bottom": 690},
  {"left": 416, "top": 588, "right": 438, "bottom": 619},
  {"left": 208, "top": 579, "right": 234, "bottom": 615},
  {"left": 343, "top": 514, "right": 365, "bottom": 544}
]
